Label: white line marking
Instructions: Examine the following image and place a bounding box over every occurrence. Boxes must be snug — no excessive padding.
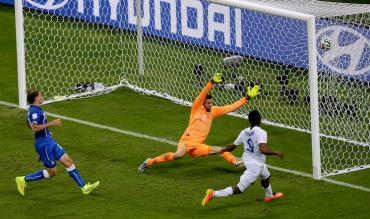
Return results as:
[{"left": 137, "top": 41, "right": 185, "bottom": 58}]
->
[
  {"left": 266, "top": 165, "right": 312, "bottom": 178},
  {"left": 0, "top": 100, "right": 369, "bottom": 192},
  {"left": 45, "top": 111, "right": 178, "bottom": 146},
  {"left": 322, "top": 178, "right": 370, "bottom": 192},
  {"left": 0, "top": 100, "right": 18, "bottom": 108},
  {"left": 267, "top": 165, "right": 370, "bottom": 192}
]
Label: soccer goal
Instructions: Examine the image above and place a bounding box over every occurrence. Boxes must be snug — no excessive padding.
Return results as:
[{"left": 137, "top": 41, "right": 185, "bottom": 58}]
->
[{"left": 15, "top": 0, "right": 369, "bottom": 179}]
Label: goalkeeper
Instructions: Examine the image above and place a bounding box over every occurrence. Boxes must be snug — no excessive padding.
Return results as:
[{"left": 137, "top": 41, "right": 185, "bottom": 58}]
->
[{"left": 138, "top": 73, "right": 260, "bottom": 173}]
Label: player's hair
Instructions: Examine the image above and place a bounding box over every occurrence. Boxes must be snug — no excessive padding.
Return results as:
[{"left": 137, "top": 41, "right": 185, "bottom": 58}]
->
[
  {"left": 27, "top": 89, "right": 40, "bottom": 104},
  {"left": 206, "top": 94, "right": 212, "bottom": 100},
  {"left": 248, "top": 110, "right": 261, "bottom": 127}
]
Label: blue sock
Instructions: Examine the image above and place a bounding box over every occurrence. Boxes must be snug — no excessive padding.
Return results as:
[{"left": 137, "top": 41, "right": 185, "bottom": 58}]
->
[
  {"left": 66, "top": 164, "right": 85, "bottom": 188},
  {"left": 25, "top": 170, "right": 48, "bottom": 182}
]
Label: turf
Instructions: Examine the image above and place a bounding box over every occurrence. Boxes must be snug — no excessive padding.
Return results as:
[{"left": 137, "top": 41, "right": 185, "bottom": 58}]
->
[
  {"left": 0, "top": 3, "right": 370, "bottom": 219},
  {"left": 1, "top": 88, "right": 370, "bottom": 219}
]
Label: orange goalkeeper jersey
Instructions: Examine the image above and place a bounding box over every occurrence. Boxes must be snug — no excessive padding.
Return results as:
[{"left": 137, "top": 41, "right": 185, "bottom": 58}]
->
[{"left": 179, "top": 82, "right": 248, "bottom": 144}]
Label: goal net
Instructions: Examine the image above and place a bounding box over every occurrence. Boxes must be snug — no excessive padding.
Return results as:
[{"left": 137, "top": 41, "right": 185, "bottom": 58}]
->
[{"left": 18, "top": 0, "right": 369, "bottom": 178}]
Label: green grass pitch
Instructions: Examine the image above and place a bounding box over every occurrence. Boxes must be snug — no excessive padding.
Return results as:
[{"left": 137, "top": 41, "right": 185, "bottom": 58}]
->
[{"left": 0, "top": 3, "right": 370, "bottom": 219}]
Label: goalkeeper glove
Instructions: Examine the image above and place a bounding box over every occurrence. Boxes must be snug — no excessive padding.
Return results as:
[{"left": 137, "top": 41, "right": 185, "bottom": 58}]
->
[
  {"left": 211, "top": 73, "right": 223, "bottom": 84},
  {"left": 246, "top": 85, "right": 260, "bottom": 100}
]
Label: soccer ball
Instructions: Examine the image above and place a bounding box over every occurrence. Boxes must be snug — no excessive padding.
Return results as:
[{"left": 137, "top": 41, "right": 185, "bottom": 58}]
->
[{"left": 320, "top": 37, "right": 332, "bottom": 51}]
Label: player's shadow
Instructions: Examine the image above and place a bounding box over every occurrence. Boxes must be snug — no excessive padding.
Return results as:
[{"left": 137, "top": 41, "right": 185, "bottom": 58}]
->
[
  {"left": 212, "top": 167, "right": 242, "bottom": 174},
  {"left": 205, "top": 201, "right": 247, "bottom": 211},
  {"left": 197, "top": 197, "right": 266, "bottom": 215},
  {"left": 148, "top": 160, "right": 244, "bottom": 179}
]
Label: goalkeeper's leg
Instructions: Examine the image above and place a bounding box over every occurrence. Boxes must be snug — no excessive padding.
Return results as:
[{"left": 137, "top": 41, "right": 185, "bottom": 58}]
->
[
  {"left": 138, "top": 145, "right": 187, "bottom": 173},
  {"left": 208, "top": 146, "right": 243, "bottom": 167}
]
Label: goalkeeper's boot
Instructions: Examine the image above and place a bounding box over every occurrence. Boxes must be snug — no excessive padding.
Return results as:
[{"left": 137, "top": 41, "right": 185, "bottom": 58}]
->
[
  {"left": 202, "top": 189, "right": 215, "bottom": 207},
  {"left": 264, "top": 192, "right": 284, "bottom": 203},
  {"left": 138, "top": 158, "right": 151, "bottom": 173},
  {"left": 81, "top": 181, "right": 100, "bottom": 195},
  {"left": 15, "top": 176, "right": 26, "bottom": 196}
]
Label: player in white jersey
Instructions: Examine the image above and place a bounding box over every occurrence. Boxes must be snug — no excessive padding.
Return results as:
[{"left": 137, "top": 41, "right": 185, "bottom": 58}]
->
[{"left": 201, "top": 110, "right": 284, "bottom": 206}]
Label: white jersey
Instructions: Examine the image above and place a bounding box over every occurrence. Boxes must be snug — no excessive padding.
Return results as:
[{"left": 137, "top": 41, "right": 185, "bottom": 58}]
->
[{"left": 234, "top": 126, "right": 267, "bottom": 165}]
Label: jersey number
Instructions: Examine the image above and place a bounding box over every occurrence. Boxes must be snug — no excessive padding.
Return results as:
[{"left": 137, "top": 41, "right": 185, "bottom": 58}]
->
[{"left": 246, "top": 139, "right": 254, "bottom": 152}]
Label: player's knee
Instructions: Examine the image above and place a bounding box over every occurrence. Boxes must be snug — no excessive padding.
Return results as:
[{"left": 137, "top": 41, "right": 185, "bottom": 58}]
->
[
  {"left": 63, "top": 160, "right": 74, "bottom": 168},
  {"left": 233, "top": 186, "right": 243, "bottom": 194},
  {"left": 65, "top": 161, "right": 76, "bottom": 170},
  {"left": 174, "top": 148, "right": 187, "bottom": 159},
  {"left": 60, "top": 154, "right": 74, "bottom": 167},
  {"left": 47, "top": 168, "right": 57, "bottom": 177},
  {"left": 65, "top": 158, "right": 74, "bottom": 167},
  {"left": 173, "top": 152, "right": 184, "bottom": 160},
  {"left": 237, "top": 181, "right": 254, "bottom": 193}
]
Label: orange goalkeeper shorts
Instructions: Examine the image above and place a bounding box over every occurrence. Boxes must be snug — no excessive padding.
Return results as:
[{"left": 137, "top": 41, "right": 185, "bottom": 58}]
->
[{"left": 178, "top": 141, "right": 211, "bottom": 157}]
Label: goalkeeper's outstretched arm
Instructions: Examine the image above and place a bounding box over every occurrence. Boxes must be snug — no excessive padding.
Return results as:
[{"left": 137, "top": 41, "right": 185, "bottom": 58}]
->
[
  {"left": 212, "top": 98, "right": 248, "bottom": 117},
  {"left": 191, "top": 82, "right": 213, "bottom": 113},
  {"left": 191, "top": 73, "right": 223, "bottom": 114},
  {"left": 212, "top": 85, "right": 261, "bottom": 117}
]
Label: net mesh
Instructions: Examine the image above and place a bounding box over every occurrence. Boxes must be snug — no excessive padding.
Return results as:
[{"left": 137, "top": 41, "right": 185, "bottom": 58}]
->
[
  {"left": 315, "top": 13, "right": 370, "bottom": 176},
  {"left": 21, "top": 0, "right": 369, "bottom": 176},
  {"left": 245, "top": 0, "right": 370, "bottom": 17},
  {"left": 23, "top": 2, "right": 128, "bottom": 103}
]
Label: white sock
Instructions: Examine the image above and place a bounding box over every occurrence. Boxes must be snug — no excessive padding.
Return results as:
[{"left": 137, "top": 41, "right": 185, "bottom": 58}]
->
[
  {"left": 66, "top": 164, "right": 76, "bottom": 172},
  {"left": 214, "top": 187, "right": 233, "bottom": 197},
  {"left": 264, "top": 184, "right": 273, "bottom": 197},
  {"left": 42, "top": 170, "right": 50, "bottom": 178}
]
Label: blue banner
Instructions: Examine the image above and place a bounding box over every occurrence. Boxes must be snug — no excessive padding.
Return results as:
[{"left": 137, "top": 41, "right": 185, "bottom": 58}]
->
[
  {"left": 0, "top": 0, "right": 14, "bottom": 5},
  {"left": 22, "top": 0, "right": 370, "bottom": 81}
]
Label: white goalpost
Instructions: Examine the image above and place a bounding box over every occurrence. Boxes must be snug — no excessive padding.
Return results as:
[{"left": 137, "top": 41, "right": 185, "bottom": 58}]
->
[
  {"left": 15, "top": 0, "right": 370, "bottom": 179},
  {"left": 15, "top": 0, "right": 27, "bottom": 109},
  {"left": 209, "top": 0, "right": 322, "bottom": 179}
]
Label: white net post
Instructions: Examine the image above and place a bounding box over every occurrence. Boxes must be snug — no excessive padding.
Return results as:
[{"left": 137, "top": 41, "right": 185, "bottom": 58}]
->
[
  {"left": 135, "top": 0, "right": 145, "bottom": 75},
  {"left": 307, "top": 16, "right": 321, "bottom": 180},
  {"left": 15, "top": 0, "right": 27, "bottom": 109}
]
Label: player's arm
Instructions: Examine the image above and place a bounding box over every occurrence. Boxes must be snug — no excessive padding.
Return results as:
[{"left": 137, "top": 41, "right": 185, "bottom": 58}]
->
[
  {"left": 212, "top": 85, "right": 260, "bottom": 117},
  {"left": 221, "top": 130, "right": 243, "bottom": 153},
  {"left": 191, "top": 73, "right": 222, "bottom": 113},
  {"left": 221, "top": 144, "right": 238, "bottom": 153},
  {"left": 212, "top": 98, "right": 247, "bottom": 117},
  {"left": 259, "top": 143, "right": 284, "bottom": 159},
  {"left": 29, "top": 119, "right": 62, "bottom": 132}
]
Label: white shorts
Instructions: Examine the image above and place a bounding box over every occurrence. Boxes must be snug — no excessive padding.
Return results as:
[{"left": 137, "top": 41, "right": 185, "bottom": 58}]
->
[{"left": 237, "top": 163, "right": 270, "bottom": 192}]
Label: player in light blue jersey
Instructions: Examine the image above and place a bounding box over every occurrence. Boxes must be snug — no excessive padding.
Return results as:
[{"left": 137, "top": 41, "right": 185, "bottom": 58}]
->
[{"left": 15, "top": 89, "right": 99, "bottom": 196}]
